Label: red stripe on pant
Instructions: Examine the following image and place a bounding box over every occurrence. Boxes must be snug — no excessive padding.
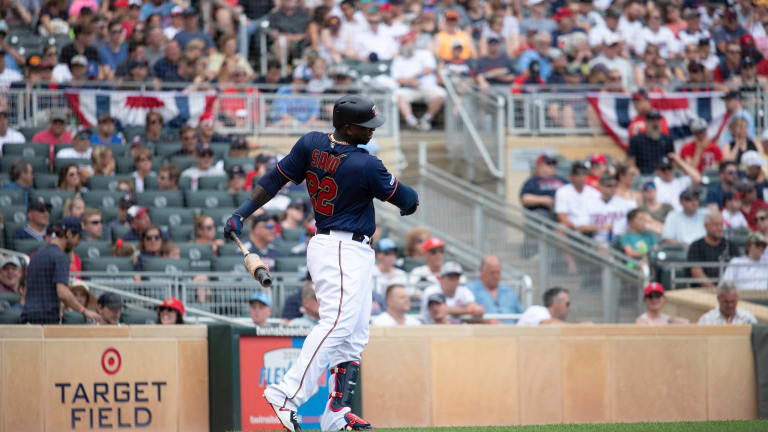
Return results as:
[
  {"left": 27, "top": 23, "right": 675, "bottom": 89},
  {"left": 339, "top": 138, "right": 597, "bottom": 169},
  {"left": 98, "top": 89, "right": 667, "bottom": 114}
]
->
[{"left": 282, "top": 240, "right": 344, "bottom": 408}]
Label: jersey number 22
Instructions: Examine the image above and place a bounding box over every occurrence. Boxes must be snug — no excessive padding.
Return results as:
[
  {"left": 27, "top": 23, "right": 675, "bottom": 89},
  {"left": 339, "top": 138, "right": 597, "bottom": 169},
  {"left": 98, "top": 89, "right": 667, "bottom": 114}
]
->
[{"left": 306, "top": 171, "right": 338, "bottom": 216}]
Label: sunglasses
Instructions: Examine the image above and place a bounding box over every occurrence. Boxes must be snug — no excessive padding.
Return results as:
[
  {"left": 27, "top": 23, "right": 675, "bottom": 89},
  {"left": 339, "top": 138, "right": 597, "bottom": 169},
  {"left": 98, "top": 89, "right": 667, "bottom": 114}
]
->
[
  {"left": 755, "top": 243, "right": 768, "bottom": 249},
  {"left": 88, "top": 220, "right": 102, "bottom": 225},
  {"left": 144, "top": 234, "right": 161, "bottom": 241},
  {"left": 149, "top": 119, "right": 162, "bottom": 124},
  {"left": 725, "top": 170, "right": 738, "bottom": 175},
  {"left": 159, "top": 307, "right": 175, "bottom": 313},
  {"left": 428, "top": 248, "right": 445, "bottom": 254},
  {"left": 646, "top": 292, "right": 663, "bottom": 299},
  {"left": 659, "top": 166, "right": 673, "bottom": 171},
  {"left": 757, "top": 216, "right": 768, "bottom": 221}
]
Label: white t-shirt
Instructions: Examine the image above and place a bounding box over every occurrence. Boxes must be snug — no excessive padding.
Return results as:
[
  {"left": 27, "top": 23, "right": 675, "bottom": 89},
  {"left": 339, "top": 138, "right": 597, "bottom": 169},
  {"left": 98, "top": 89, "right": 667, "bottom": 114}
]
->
[
  {"left": 722, "top": 209, "right": 748, "bottom": 230},
  {"left": 0, "top": 128, "right": 26, "bottom": 154},
  {"left": 554, "top": 184, "right": 601, "bottom": 227},
  {"left": 354, "top": 28, "right": 398, "bottom": 61},
  {"left": 662, "top": 208, "right": 707, "bottom": 245},
  {"left": 420, "top": 283, "right": 476, "bottom": 323},
  {"left": 381, "top": 20, "right": 409, "bottom": 40},
  {"left": 584, "top": 195, "right": 638, "bottom": 243},
  {"left": 678, "top": 28, "right": 711, "bottom": 47},
  {"left": 588, "top": 54, "right": 634, "bottom": 89},
  {"left": 371, "top": 312, "right": 421, "bottom": 326},
  {"left": 181, "top": 163, "right": 226, "bottom": 191},
  {"left": 588, "top": 26, "right": 620, "bottom": 48},
  {"left": 618, "top": 17, "right": 643, "bottom": 49},
  {"left": 516, "top": 305, "right": 552, "bottom": 326},
  {"left": 0, "top": 68, "right": 23, "bottom": 89},
  {"left": 391, "top": 49, "right": 439, "bottom": 89},
  {"left": 372, "top": 266, "right": 408, "bottom": 297},
  {"left": 409, "top": 265, "right": 466, "bottom": 287},
  {"left": 654, "top": 176, "right": 692, "bottom": 212},
  {"left": 634, "top": 26, "right": 680, "bottom": 58},
  {"left": 56, "top": 147, "right": 93, "bottom": 159},
  {"left": 721, "top": 256, "right": 768, "bottom": 291}
]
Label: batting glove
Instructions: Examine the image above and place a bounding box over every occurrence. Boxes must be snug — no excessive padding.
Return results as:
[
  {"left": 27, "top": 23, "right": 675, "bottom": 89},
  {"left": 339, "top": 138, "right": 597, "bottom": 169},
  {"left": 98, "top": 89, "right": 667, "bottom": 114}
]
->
[
  {"left": 400, "top": 202, "right": 419, "bottom": 216},
  {"left": 224, "top": 214, "right": 244, "bottom": 238}
]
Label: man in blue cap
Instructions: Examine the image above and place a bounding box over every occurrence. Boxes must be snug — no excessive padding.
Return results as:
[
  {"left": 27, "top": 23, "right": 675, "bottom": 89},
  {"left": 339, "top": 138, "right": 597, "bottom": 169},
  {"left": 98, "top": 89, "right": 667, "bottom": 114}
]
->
[
  {"left": 21, "top": 217, "right": 102, "bottom": 324},
  {"left": 249, "top": 291, "right": 274, "bottom": 327}
]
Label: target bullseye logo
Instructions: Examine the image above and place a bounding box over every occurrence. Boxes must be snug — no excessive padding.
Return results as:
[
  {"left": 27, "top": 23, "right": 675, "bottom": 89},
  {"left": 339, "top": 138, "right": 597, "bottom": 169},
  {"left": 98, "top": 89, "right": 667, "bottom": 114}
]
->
[{"left": 101, "top": 348, "right": 122, "bottom": 375}]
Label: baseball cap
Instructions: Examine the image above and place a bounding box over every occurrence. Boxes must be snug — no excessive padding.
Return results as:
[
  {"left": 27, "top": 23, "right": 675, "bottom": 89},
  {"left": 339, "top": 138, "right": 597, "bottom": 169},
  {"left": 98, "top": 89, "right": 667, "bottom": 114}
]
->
[
  {"left": 50, "top": 110, "right": 67, "bottom": 121},
  {"left": 742, "top": 56, "right": 757, "bottom": 68},
  {"left": 228, "top": 164, "right": 245, "bottom": 179},
  {"left": 427, "top": 292, "right": 446, "bottom": 305},
  {"left": 230, "top": 136, "right": 247, "bottom": 150},
  {"left": 679, "top": 188, "right": 699, "bottom": 201},
  {"left": 570, "top": 162, "right": 587, "bottom": 175},
  {"left": 128, "top": 0, "right": 141, "bottom": 6},
  {"left": 632, "top": 89, "right": 648, "bottom": 100},
  {"left": 656, "top": 156, "right": 673, "bottom": 170},
  {"left": 690, "top": 117, "right": 708, "bottom": 133},
  {"left": 422, "top": 237, "right": 445, "bottom": 253},
  {"left": 554, "top": 7, "right": 572, "bottom": 20},
  {"left": 645, "top": 110, "right": 662, "bottom": 120},
  {"left": 440, "top": 261, "right": 463, "bottom": 277},
  {"left": 488, "top": 37, "right": 501, "bottom": 45},
  {"left": 158, "top": 296, "right": 185, "bottom": 315},
  {"left": 98, "top": 113, "right": 114, "bottom": 123},
  {"left": 605, "top": 8, "right": 621, "bottom": 19},
  {"left": 1, "top": 255, "right": 21, "bottom": 268},
  {"left": 741, "top": 34, "right": 755, "bottom": 47},
  {"left": 682, "top": 8, "right": 699, "bottom": 19},
  {"left": 643, "top": 282, "right": 664, "bottom": 297},
  {"left": 26, "top": 55, "right": 44, "bottom": 70},
  {"left": 444, "top": 10, "right": 459, "bottom": 19},
  {"left": 183, "top": 7, "right": 197, "bottom": 16},
  {"left": 70, "top": 55, "right": 88, "bottom": 67},
  {"left": 741, "top": 150, "right": 766, "bottom": 167},
  {"left": 603, "top": 33, "right": 620, "bottom": 46},
  {"left": 196, "top": 142, "right": 213, "bottom": 156},
  {"left": 376, "top": 238, "right": 397, "bottom": 253},
  {"left": 126, "top": 205, "right": 148, "bottom": 221},
  {"left": 589, "top": 154, "right": 607, "bottom": 165},
  {"left": 98, "top": 292, "right": 123, "bottom": 308},
  {"left": 251, "top": 213, "right": 272, "bottom": 226},
  {"left": 128, "top": 59, "right": 149, "bottom": 70},
  {"left": 641, "top": 181, "right": 656, "bottom": 191},
  {"left": 171, "top": 5, "right": 184, "bottom": 14},
  {"left": 249, "top": 292, "right": 272, "bottom": 307},
  {"left": 28, "top": 196, "right": 52, "bottom": 212},
  {"left": 119, "top": 194, "right": 135, "bottom": 209},
  {"left": 75, "top": 128, "right": 92, "bottom": 140},
  {"left": 332, "top": 94, "right": 385, "bottom": 129},
  {"left": 58, "top": 216, "right": 84, "bottom": 234},
  {"left": 451, "top": 40, "right": 463, "bottom": 49},
  {"left": 722, "top": 90, "right": 741, "bottom": 100},
  {"left": 536, "top": 154, "right": 556, "bottom": 165},
  {"left": 748, "top": 232, "right": 768, "bottom": 246}
]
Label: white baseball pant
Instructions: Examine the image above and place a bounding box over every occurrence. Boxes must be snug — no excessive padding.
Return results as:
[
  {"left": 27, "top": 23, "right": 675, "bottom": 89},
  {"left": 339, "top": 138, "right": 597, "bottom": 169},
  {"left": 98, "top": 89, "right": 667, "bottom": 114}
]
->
[{"left": 264, "top": 231, "right": 374, "bottom": 431}]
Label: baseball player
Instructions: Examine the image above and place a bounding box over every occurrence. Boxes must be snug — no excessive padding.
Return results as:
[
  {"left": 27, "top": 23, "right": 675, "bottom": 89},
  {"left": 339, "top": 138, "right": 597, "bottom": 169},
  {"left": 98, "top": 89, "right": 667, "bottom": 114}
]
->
[{"left": 224, "top": 94, "right": 419, "bottom": 432}]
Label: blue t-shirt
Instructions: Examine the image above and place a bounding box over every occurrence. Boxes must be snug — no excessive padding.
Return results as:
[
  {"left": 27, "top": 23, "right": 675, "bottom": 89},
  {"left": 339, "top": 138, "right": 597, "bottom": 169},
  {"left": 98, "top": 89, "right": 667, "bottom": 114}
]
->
[
  {"left": 519, "top": 175, "right": 568, "bottom": 211},
  {"left": 619, "top": 230, "right": 657, "bottom": 255},
  {"left": 140, "top": 1, "right": 174, "bottom": 20},
  {"left": 98, "top": 43, "right": 129, "bottom": 72},
  {"left": 466, "top": 279, "right": 523, "bottom": 324},
  {"left": 91, "top": 134, "right": 124, "bottom": 146},
  {"left": 270, "top": 86, "right": 320, "bottom": 123},
  {"left": 21, "top": 244, "right": 70, "bottom": 323},
  {"left": 173, "top": 30, "right": 214, "bottom": 50},
  {"left": 258, "top": 132, "right": 398, "bottom": 237}
]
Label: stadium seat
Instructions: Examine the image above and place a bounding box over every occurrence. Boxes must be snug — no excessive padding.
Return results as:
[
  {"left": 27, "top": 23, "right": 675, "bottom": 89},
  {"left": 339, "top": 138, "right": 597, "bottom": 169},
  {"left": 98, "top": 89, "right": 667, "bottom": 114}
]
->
[
  {"left": 115, "top": 156, "right": 136, "bottom": 174},
  {"left": 236, "top": 191, "right": 251, "bottom": 204},
  {"left": 154, "top": 142, "right": 182, "bottom": 157},
  {"left": 110, "top": 225, "right": 131, "bottom": 242},
  {"left": 2, "top": 156, "right": 48, "bottom": 174},
  {"left": 82, "top": 190, "right": 126, "bottom": 209},
  {"left": 217, "top": 243, "right": 243, "bottom": 256},
  {"left": 200, "top": 207, "right": 236, "bottom": 226},
  {"left": 12, "top": 239, "right": 46, "bottom": 255},
  {"left": 185, "top": 190, "right": 234, "bottom": 208},
  {"left": 140, "top": 257, "right": 191, "bottom": 273},
  {"left": 0, "top": 173, "right": 9, "bottom": 188},
  {"left": 0, "top": 190, "right": 25, "bottom": 206},
  {"left": 0, "top": 292, "right": 22, "bottom": 307},
  {"left": 224, "top": 157, "right": 252, "bottom": 171},
  {"left": 88, "top": 175, "right": 134, "bottom": 191},
  {"left": 82, "top": 257, "right": 134, "bottom": 273},
  {"left": 53, "top": 143, "right": 73, "bottom": 155},
  {"left": 168, "top": 224, "right": 195, "bottom": 242},
  {"left": 142, "top": 176, "right": 191, "bottom": 190},
  {"left": 4, "top": 142, "right": 49, "bottom": 158},
  {"left": 212, "top": 256, "right": 250, "bottom": 274},
  {"left": 74, "top": 241, "right": 112, "bottom": 259},
  {"left": 54, "top": 157, "right": 85, "bottom": 173},
  {"left": 275, "top": 256, "right": 307, "bottom": 273},
  {"left": 19, "top": 127, "right": 43, "bottom": 141},
  {"left": 30, "top": 189, "right": 74, "bottom": 211},
  {"left": 171, "top": 156, "right": 196, "bottom": 171},
  {"left": 4, "top": 222, "right": 26, "bottom": 246},
  {"left": 136, "top": 190, "right": 184, "bottom": 208},
  {"left": 0, "top": 310, "right": 21, "bottom": 324},
  {"left": 122, "top": 126, "right": 145, "bottom": 142},
  {"left": 34, "top": 173, "right": 58, "bottom": 189},
  {"left": 102, "top": 207, "right": 118, "bottom": 224},
  {"left": 1, "top": 206, "right": 27, "bottom": 224},
  {"left": 275, "top": 241, "right": 300, "bottom": 255},
  {"left": 150, "top": 207, "right": 196, "bottom": 227},
  {"left": 121, "top": 307, "right": 157, "bottom": 324},
  {"left": 177, "top": 242, "right": 214, "bottom": 268},
  {"left": 61, "top": 310, "right": 86, "bottom": 324},
  {"left": 282, "top": 228, "right": 304, "bottom": 243},
  {"left": 198, "top": 176, "right": 228, "bottom": 191}
]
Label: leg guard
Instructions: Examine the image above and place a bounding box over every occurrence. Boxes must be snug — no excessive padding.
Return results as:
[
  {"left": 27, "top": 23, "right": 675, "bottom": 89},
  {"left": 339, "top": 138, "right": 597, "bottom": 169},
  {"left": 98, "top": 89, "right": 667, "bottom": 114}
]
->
[{"left": 329, "top": 361, "right": 359, "bottom": 412}]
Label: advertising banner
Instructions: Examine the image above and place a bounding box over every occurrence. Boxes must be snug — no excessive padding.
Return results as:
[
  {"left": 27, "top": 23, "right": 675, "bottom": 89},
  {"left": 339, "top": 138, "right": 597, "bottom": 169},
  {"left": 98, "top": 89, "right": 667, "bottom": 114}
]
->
[{"left": 239, "top": 336, "right": 329, "bottom": 431}]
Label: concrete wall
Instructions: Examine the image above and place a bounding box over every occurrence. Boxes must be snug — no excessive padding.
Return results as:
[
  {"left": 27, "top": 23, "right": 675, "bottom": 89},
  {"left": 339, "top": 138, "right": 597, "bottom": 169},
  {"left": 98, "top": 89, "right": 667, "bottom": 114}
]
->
[
  {"left": 0, "top": 325, "right": 209, "bottom": 432},
  {"left": 361, "top": 325, "right": 757, "bottom": 427}
]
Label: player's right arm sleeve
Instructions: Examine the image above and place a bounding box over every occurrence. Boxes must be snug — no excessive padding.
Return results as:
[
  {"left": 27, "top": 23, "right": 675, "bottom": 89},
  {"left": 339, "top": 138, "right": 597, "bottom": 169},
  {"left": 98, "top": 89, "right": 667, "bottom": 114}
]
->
[
  {"left": 388, "top": 182, "right": 418, "bottom": 211},
  {"left": 366, "top": 157, "right": 418, "bottom": 210}
]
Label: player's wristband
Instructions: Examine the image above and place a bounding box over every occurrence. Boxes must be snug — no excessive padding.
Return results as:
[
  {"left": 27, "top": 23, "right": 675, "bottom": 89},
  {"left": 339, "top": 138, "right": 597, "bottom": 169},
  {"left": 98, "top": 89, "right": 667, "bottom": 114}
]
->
[{"left": 234, "top": 198, "right": 260, "bottom": 220}]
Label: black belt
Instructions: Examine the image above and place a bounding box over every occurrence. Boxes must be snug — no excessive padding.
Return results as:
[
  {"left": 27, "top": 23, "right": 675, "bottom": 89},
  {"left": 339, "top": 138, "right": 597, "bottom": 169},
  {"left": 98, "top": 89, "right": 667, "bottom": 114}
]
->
[{"left": 317, "top": 228, "right": 366, "bottom": 243}]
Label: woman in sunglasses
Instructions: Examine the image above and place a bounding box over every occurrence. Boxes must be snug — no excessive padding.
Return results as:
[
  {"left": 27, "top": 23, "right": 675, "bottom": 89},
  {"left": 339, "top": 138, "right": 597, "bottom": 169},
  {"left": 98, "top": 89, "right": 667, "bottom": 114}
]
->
[
  {"left": 635, "top": 282, "right": 688, "bottom": 325},
  {"left": 193, "top": 215, "right": 224, "bottom": 256},
  {"left": 134, "top": 225, "right": 164, "bottom": 271},
  {"left": 156, "top": 297, "right": 185, "bottom": 325}
]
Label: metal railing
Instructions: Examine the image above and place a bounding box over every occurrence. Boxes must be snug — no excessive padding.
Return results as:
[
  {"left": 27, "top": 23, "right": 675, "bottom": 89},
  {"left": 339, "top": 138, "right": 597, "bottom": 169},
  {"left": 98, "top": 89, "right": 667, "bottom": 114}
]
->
[
  {"left": 657, "top": 261, "right": 768, "bottom": 292},
  {"left": 377, "top": 142, "right": 650, "bottom": 323}
]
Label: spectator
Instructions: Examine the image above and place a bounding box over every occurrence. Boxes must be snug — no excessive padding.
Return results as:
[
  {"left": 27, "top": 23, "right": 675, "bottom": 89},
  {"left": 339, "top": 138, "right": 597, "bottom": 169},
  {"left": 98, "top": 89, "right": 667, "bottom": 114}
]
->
[
  {"left": 678, "top": 8, "right": 710, "bottom": 47},
  {"left": 38, "top": 0, "right": 69, "bottom": 36},
  {"left": 741, "top": 151, "right": 768, "bottom": 200},
  {"left": 90, "top": 114, "right": 123, "bottom": 147},
  {"left": 687, "top": 211, "right": 739, "bottom": 289},
  {"left": 661, "top": 188, "right": 707, "bottom": 246},
  {"left": 143, "top": 28, "right": 165, "bottom": 69},
  {"left": 91, "top": 145, "right": 115, "bottom": 176},
  {"left": 80, "top": 208, "right": 102, "bottom": 240},
  {"left": 254, "top": 60, "right": 290, "bottom": 91},
  {"left": 122, "top": 205, "right": 153, "bottom": 241},
  {"left": 615, "top": 163, "right": 642, "bottom": 205},
  {"left": 97, "top": 292, "right": 122, "bottom": 325},
  {"left": 153, "top": 40, "right": 182, "bottom": 82},
  {"left": 654, "top": 155, "right": 702, "bottom": 212},
  {"left": 131, "top": 146, "right": 154, "bottom": 193},
  {"left": 721, "top": 232, "right": 768, "bottom": 291},
  {"left": 144, "top": 111, "right": 173, "bottom": 145},
  {"left": 244, "top": 213, "right": 282, "bottom": 272},
  {"left": 421, "top": 262, "right": 483, "bottom": 323},
  {"left": 723, "top": 117, "right": 758, "bottom": 164},
  {"left": 467, "top": 255, "right": 522, "bottom": 323},
  {"left": 156, "top": 296, "right": 185, "bottom": 325},
  {"left": 169, "top": 125, "right": 197, "bottom": 158},
  {"left": 713, "top": 9, "right": 747, "bottom": 55},
  {"left": 3, "top": 159, "right": 33, "bottom": 204},
  {"left": 268, "top": 0, "right": 311, "bottom": 59},
  {"left": 424, "top": 292, "right": 451, "bottom": 324},
  {"left": 288, "top": 284, "right": 320, "bottom": 327},
  {"left": 555, "top": 162, "right": 601, "bottom": 231},
  {"left": 680, "top": 118, "right": 722, "bottom": 173},
  {"left": 0, "top": 255, "right": 22, "bottom": 294},
  {"left": 99, "top": 19, "right": 129, "bottom": 79},
  {"left": 159, "top": 240, "right": 179, "bottom": 259},
  {"left": 628, "top": 110, "right": 675, "bottom": 176},
  {"left": 269, "top": 67, "right": 321, "bottom": 128},
  {"left": 409, "top": 237, "right": 446, "bottom": 287},
  {"left": 579, "top": 173, "right": 636, "bottom": 243},
  {"left": 59, "top": 23, "right": 99, "bottom": 77},
  {"left": 517, "top": 286, "right": 571, "bottom": 325},
  {"left": 197, "top": 112, "right": 230, "bottom": 145},
  {"left": 627, "top": 90, "right": 670, "bottom": 139},
  {"left": 66, "top": 281, "right": 95, "bottom": 316},
  {"left": 705, "top": 161, "right": 740, "bottom": 211},
  {"left": 56, "top": 164, "right": 82, "bottom": 194},
  {"left": 620, "top": 208, "right": 658, "bottom": 263},
  {"left": 635, "top": 282, "right": 689, "bottom": 325},
  {"left": 585, "top": 154, "right": 608, "bottom": 187},
  {"left": 193, "top": 215, "right": 223, "bottom": 256},
  {"left": 392, "top": 32, "right": 445, "bottom": 131},
  {"left": 31, "top": 111, "right": 71, "bottom": 148},
  {"left": 135, "top": 224, "right": 164, "bottom": 270},
  {"left": 588, "top": 33, "right": 632, "bottom": 88},
  {"left": 719, "top": 91, "right": 755, "bottom": 147},
  {"left": 475, "top": 36, "right": 516, "bottom": 89},
  {"left": 157, "top": 162, "right": 181, "bottom": 191},
  {"left": 0, "top": 48, "right": 24, "bottom": 90},
  {"left": 722, "top": 192, "right": 749, "bottom": 230},
  {"left": 278, "top": 199, "right": 304, "bottom": 231},
  {"left": 13, "top": 197, "right": 51, "bottom": 242},
  {"left": 371, "top": 284, "right": 421, "bottom": 326},
  {"left": 736, "top": 180, "right": 768, "bottom": 230},
  {"left": 21, "top": 218, "right": 100, "bottom": 324},
  {"left": 520, "top": 154, "right": 567, "bottom": 219},
  {"left": 517, "top": 32, "right": 552, "bottom": 80},
  {"left": 588, "top": 7, "right": 621, "bottom": 49},
  {"left": 434, "top": 10, "right": 475, "bottom": 62},
  {"left": 404, "top": 227, "right": 429, "bottom": 259},
  {"left": 226, "top": 165, "right": 247, "bottom": 194},
  {"left": 57, "top": 128, "right": 93, "bottom": 160},
  {"left": 520, "top": 0, "right": 556, "bottom": 35},
  {"left": 173, "top": 8, "right": 214, "bottom": 52},
  {"left": 62, "top": 197, "right": 85, "bottom": 218},
  {"left": 698, "top": 281, "right": 757, "bottom": 325},
  {"left": 249, "top": 292, "right": 274, "bottom": 327},
  {"left": 140, "top": 0, "right": 173, "bottom": 21},
  {"left": 371, "top": 238, "right": 408, "bottom": 298},
  {"left": 105, "top": 194, "right": 134, "bottom": 241},
  {"left": 163, "top": 6, "right": 185, "bottom": 40},
  {"left": 0, "top": 107, "right": 24, "bottom": 153},
  {"left": 181, "top": 143, "right": 225, "bottom": 191}
]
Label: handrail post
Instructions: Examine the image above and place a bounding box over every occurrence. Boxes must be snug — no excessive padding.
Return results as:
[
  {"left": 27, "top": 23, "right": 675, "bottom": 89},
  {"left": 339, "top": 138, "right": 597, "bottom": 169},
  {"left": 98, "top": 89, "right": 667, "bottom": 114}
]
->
[
  {"left": 239, "top": 14, "right": 248, "bottom": 59},
  {"left": 537, "top": 235, "right": 549, "bottom": 304},
  {"left": 602, "top": 266, "right": 617, "bottom": 323},
  {"left": 473, "top": 200, "right": 484, "bottom": 254}
]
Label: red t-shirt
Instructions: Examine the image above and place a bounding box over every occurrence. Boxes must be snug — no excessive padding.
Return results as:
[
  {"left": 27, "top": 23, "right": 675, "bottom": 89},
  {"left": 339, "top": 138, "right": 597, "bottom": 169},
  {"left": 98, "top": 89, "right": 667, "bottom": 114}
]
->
[
  {"left": 628, "top": 115, "right": 670, "bottom": 138},
  {"left": 743, "top": 200, "right": 768, "bottom": 230},
  {"left": 679, "top": 141, "right": 723, "bottom": 172},
  {"left": 70, "top": 252, "right": 82, "bottom": 280}
]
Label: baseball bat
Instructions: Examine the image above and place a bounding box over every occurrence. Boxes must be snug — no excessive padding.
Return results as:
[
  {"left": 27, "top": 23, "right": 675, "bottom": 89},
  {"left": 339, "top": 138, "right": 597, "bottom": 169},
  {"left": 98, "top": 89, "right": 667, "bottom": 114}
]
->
[{"left": 228, "top": 232, "right": 273, "bottom": 288}]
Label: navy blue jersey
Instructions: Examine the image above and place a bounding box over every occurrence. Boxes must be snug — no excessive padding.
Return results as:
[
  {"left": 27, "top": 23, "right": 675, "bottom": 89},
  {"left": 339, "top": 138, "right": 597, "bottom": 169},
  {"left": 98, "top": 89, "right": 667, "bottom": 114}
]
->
[
  {"left": 22, "top": 244, "right": 70, "bottom": 324},
  {"left": 258, "top": 132, "right": 398, "bottom": 237}
]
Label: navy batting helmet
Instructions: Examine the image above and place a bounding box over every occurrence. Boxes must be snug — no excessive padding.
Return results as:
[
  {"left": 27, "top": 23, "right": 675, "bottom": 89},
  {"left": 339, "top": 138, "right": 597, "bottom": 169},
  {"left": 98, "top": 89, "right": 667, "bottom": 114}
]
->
[{"left": 332, "top": 94, "right": 385, "bottom": 129}]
